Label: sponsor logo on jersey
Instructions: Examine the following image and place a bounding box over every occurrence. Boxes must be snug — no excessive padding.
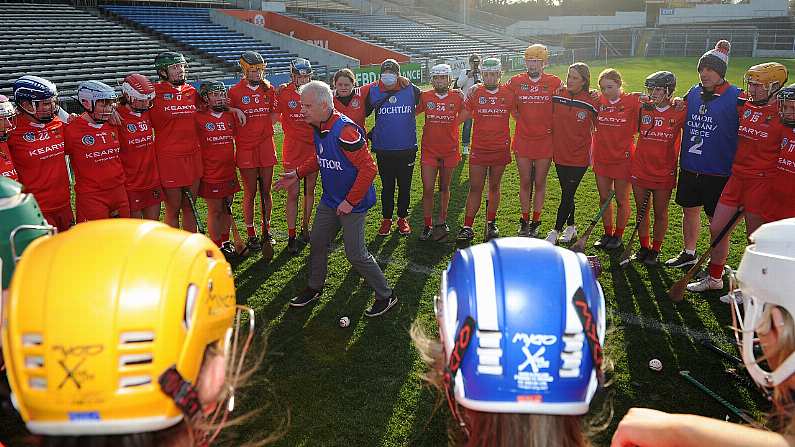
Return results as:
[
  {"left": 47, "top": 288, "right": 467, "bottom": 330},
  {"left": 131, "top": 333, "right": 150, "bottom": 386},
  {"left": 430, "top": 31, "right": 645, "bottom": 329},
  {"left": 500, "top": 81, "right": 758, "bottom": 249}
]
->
[
  {"left": 521, "top": 83, "right": 529, "bottom": 91},
  {"left": 743, "top": 109, "right": 752, "bottom": 119},
  {"left": 82, "top": 135, "right": 95, "bottom": 146},
  {"left": 351, "top": 99, "right": 360, "bottom": 108},
  {"left": 242, "top": 96, "right": 251, "bottom": 104},
  {"left": 163, "top": 93, "right": 173, "bottom": 101},
  {"left": 478, "top": 96, "right": 487, "bottom": 105},
  {"left": 127, "top": 124, "right": 137, "bottom": 133},
  {"left": 699, "top": 104, "right": 707, "bottom": 115},
  {"left": 641, "top": 115, "right": 652, "bottom": 125},
  {"left": 426, "top": 101, "right": 436, "bottom": 110},
  {"left": 577, "top": 111, "right": 587, "bottom": 120},
  {"left": 318, "top": 143, "right": 324, "bottom": 155},
  {"left": 23, "top": 132, "right": 36, "bottom": 142},
  {"left": 288, "top": 100, "right": 298, "bottom": 109},
  {"left": 205, "top": 122, "right": 216, "bottom": 131},
  {"left": 783, "top": 138, "right": 789, "bottom": 148},
  {"left": 388, "top": 96, "right": 398, "bottom": 104}
]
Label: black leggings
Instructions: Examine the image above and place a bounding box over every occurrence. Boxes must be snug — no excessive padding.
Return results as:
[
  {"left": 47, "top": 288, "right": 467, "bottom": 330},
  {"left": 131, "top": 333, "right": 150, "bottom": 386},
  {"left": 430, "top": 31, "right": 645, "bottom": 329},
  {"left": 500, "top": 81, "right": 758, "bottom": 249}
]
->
[
  {"left": 554, "top": 164, "right": 588, "bottom": 231},
  {"left": 375, "top": 149, "right": 416, "bottom": 219}
]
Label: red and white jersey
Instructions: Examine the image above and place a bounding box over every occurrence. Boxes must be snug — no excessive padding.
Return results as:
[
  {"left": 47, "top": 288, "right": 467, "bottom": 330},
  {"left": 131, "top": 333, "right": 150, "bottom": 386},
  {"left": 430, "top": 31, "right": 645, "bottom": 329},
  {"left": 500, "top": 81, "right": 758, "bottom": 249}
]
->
[
  {"left": 465, "top": 84, "right": 515, "bottom": 152},
  {"left": 334, "top": 84, "right": 371, "bottom": 129},
  {"left": 195, "top": 110, "right": 237, "bottom": 183},
  {"left": 551, "top": 91, "right": 597, "bottom": 167},
  {"left": 633, "top": 105, "right": 686, "bottom": 183},
  {"left": 733, "top": 100, "right": 785, "bottom": 177},
  {"left": 0, "top": 142, "right": 18, "bottom": 181},
  {"left": 416, "top": 89, "right": 465, "bottom": 156},
  {"left": 507, "top": 72, "right": 561, "bottom": 141},
  {"left": 64, "top": 116, "right": 125, "bottom": 194},
  {"left": 150, "top": 81, "right": 200, "bottom": 157},
  {"left": 229, "top": 79, "right": 277, "bottom": 150},
  {"left": 116, "top": 107, "right": 160, "bottom": 191},
  {"left": 277, "top": 82, "right": 314, "bottom": 145},
  {"left": 7, "top": 116, "right": 70, "bottom": 211},
  {"left": 592, "top": 92, "right": 642, "bottom": 165}
]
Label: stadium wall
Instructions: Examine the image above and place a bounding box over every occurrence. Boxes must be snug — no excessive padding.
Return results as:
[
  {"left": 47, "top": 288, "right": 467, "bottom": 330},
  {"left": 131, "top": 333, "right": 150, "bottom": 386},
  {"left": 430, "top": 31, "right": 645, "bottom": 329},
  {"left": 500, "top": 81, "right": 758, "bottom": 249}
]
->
[
  {"left": 657, "top": 0, "right": 789, "bottom": 25},
  {"left": 506, "top": 11, "right": 646, "bottom": 36},
  {"left": 211, "top": 9, "right": 360, "bottom": 68}
]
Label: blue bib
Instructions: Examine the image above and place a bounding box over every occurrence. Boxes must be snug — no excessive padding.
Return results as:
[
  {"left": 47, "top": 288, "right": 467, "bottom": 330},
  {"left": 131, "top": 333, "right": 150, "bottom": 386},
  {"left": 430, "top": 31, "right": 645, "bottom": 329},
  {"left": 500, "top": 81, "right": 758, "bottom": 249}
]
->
[
  {"left": 680, "top": 84, "right": 740, "bottom": 176},
  {"left": 367, "top": 84, "right": 418, "bottom": 151}
]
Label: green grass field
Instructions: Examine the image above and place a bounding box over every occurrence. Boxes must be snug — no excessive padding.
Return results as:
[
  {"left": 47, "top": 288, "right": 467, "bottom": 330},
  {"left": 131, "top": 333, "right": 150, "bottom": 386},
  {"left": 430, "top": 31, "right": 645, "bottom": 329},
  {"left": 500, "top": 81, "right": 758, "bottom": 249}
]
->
[{"left": 3, "top": 56, "right": 795, "bottom": 446}]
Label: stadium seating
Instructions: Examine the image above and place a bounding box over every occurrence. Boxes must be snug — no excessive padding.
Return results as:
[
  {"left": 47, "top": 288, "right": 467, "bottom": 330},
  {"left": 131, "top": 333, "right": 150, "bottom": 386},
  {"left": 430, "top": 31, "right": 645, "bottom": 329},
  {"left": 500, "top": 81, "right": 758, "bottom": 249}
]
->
[
  {"left": 0, "top": 2, "right": 230, "bottom": 105},
  {"left": 290, "top": 10, "right": 523, "bottom": 61},
  {"left": 102, "top": 5, "right": 326, "bottom": 76}
]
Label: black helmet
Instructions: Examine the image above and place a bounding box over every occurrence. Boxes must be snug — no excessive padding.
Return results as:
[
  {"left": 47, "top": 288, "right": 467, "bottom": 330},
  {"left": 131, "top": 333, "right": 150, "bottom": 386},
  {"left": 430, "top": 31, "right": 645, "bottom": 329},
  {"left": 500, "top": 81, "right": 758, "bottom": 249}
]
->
[
  {"left": 644, "top": 71, "right": 676, "bottom": 95},
  {"left": 240, "top": 51, "right": 265, "bottom": 69},
  {"left": 199, "top": 80, "right": 226, "bottom": 100},
  {"left": 777, "top": 84, "right": 795, "bottom": 127}
]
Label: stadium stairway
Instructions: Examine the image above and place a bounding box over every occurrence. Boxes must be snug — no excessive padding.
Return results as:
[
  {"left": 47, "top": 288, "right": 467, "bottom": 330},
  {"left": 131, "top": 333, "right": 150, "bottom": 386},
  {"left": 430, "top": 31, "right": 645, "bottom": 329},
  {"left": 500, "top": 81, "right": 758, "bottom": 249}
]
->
[
  {"left": 101, "top": 5, "right": 327, "bottom": 77},
  {"left": 0, "top": 2, "right": 231, "bottom": 102}
]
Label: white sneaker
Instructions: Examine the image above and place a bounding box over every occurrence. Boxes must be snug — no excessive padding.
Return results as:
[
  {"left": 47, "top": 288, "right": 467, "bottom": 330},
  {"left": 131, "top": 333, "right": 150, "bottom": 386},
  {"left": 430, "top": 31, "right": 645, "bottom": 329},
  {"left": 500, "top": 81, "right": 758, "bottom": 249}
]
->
[
  {"left": 720, "top": 289, "right": 743, "bottom": 304},
  {"left": 545, "top": 229, "right": 559, "bottom": 245},
  {"left": 461, "top": 144, "right": 470, "bottom": 155},
  {"left": 560, "top": 225, "right": 577, "bottom": 243},
  {"left": 686, "top": 276, "right": 724, "bottom": 293}
]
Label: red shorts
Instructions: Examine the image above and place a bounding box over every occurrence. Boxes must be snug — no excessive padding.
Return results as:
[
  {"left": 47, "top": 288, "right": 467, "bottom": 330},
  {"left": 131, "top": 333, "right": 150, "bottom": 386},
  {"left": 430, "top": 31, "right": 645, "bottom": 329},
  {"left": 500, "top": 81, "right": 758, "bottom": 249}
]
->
[
  {"left": 199, "top": 178, "right": 241, "bottom": 199},
  {"left": 42, "top": 205, "right": 74, "bottom": 233},
  {"left": 512, "top": 135, "right": 553, "bottom": 160},
  {"left": 470, "top": 147, "right": 511, "bottom": 167},
  {"left": 158, "top": 151, "right": 203, "bottom": 189},
  {"left": 76, "top": 185, "right": 130, "bottom": 222},
  {"left": 127, "top": 186, "right": 164, "bottom": 212},
  {"left": 237, "top": 137, "right": 277, "bottom": 169},
  {"left": 282, "top": 137, "right": 316, "bottom": 172},
  {"left": 421, "top": 149, "right": 460, "bottom": 168},
  {"left": 631, "top": 176, "right": 675, "bottom": 191},
  {"left": 593, "top": 159, "right": 631, "bottom": 181},
  {"left": 718, "top": 174, "right": 770, "bottom": 216}
]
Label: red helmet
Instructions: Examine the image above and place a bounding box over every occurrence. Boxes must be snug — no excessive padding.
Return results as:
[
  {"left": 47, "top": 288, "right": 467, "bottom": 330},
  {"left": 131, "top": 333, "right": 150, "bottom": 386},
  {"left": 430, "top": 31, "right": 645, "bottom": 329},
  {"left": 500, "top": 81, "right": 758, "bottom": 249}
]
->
[{"left": 121, "top": 74, "right": 155, "bottom": 113}]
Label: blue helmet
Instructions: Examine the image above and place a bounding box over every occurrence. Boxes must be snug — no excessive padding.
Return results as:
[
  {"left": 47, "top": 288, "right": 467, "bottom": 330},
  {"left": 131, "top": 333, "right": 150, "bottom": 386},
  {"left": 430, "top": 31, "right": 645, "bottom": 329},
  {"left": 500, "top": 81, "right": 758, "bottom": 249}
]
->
[
  {"left": 290, "top": 58, "right": 312, "bottom": 76},
  {"left": 13, "top": 75, "right": 59, "bottom": 123},
  {"left": 436, "top": 238, "right": 605, "bottom": 416}
]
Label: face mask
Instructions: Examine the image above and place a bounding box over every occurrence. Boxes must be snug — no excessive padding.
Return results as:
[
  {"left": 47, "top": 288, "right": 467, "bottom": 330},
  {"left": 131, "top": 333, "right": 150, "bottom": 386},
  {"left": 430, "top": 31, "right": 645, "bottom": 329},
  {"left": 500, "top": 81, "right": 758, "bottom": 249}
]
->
[
  {"left": 381, "top": 73, "right": 397, "bottom": 86},
  {"left": 211, "top": 105, "right": 227, "bottom": 112}
]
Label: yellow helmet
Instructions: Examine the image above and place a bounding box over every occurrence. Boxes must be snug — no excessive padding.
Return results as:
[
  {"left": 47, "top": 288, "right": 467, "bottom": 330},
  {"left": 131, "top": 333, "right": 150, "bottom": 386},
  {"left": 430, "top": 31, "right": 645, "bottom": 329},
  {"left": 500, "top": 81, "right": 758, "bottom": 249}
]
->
[
  {"left": 744, "top": 62, "right": 788, "bottom": 102},
  {"left": 2, "top": 219, "right": 237, "bottom": 436},
  {"left": 524, "top": 43, "right": 549, "bottom": 62}
]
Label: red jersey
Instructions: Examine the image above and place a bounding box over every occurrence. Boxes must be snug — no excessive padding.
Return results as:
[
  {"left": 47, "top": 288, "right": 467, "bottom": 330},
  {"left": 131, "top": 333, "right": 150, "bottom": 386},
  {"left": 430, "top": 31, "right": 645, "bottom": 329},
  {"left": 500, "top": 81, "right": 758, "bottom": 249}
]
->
[
  {"left": 593, "top": 93, "right": 642, "bottom": 165},
  {"left": 768, "top": 126, "right": 795, "bottom": 214},
  {"left": 633, "top": 105, "right": 686, "bottom": 183},
  {"left": 7, "top": 116, "right": 70, "bottom": 211},
  {"left": 0, "top": 142, "right": 17, "bottom": 181},
  {"left": 195, "top": 110, "right": 237, "bottom": 183},
  {"left": 277, "top": 82, "right": 314, "bottom": 145},
  {"left": 465, "top": 85, "right": 515, "bottom": 152},
  {"left": 229, "top": 79, "right": 277, "bottom": 150},
  {"left": 150, "top": 82, "right": 200, "bottom": 157},
  {"left": 733, "top": 100, "right": 785, "bottom": 177},
  {"left": 416, "top": 89, "right": 465, "bottom": 156},
  {"left": 64, "top": 116, "right": 125, "bottom": 195},
  {"left": 116, "top": 107, "right": 159, "bottom": 191},
  {"left": 334, "top": 84, "right": 371, "bottom": 129},
  {"left": 552, "top": 91, "right": 597, "bottom": 167},
  {"left": 507, "top": 72, "right": 561, "bottom": 141}
]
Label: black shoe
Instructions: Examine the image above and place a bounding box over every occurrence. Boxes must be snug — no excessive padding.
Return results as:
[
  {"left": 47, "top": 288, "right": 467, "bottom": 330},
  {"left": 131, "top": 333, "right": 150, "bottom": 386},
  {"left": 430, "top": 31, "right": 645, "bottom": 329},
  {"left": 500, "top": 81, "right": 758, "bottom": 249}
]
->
[
  {"left": 289, "top": 287, "right": 322, "bottom": 307},
  {"left": 246, "top": 235, "right": 262, "bottom": 252},
  {"left": 457, "top": 226, "right": 475, "bottom": 242},
  {"left": 643, "top": 249, "right": 660, "bottom": 266},
  {"left": 265, "top": 232, "right": 276, "bottom": 245},
  {"left": 287, "top": 236, "right": 300, "bottom": 254},
  {"left": 604, "top": 235, "right": 623, "bottom": 250},
  {"left": 432, "top": 223, "right": 450, "bottom": 241},
  {"left": 632, "top": 247, "right": 651, "bottom": 262},
  {"left": 364, "top": 292, "right": 398, "bottom": 317},
  {"left": 518, "top": 218, "right": 531, "bottom": 237},
  {"left": 664, "top": 251, "right": 698, "bottom": 268},
  {"left": 527, "top": 220, "right": 541, "bottom": 238},
  {"left": 593, "top": 234, "right": 612, "bottom": 249},
  {"left": 299, "top": 228, "right": 310, "bottom": 244},
  {"left": 220, "top": 241, "right": 238, "bottom": 261},
  {"left": 486, "top": 221, "right": 499, "bottom": 241},
  {"left": 419, "top": 225, "right": 433, "bottom": 241}
]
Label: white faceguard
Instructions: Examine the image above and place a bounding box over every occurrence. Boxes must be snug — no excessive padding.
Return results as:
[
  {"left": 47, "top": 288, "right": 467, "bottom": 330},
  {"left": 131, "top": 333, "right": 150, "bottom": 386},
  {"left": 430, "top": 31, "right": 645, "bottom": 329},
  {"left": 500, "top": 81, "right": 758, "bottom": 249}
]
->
[{"left": 730, "top": 218, "right": 795, "bottom": 388}]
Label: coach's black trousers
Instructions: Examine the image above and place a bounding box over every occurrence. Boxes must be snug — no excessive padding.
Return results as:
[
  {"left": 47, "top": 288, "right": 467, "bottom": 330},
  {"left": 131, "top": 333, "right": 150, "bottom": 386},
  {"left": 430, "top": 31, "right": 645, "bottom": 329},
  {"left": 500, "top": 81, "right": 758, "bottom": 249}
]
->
[
  {"left": 374, "top": 149, "right": 416, "bottom": 220},
  {"left": 554, "top": 164, "right": 588, "bottom": 231}
]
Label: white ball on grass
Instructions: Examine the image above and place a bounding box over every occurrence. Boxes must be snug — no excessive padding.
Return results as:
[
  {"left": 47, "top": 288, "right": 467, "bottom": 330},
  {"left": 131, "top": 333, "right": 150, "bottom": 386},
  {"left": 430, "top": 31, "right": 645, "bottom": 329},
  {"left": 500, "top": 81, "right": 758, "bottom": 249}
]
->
[{"left": 649, "top": 358, "right": 663, "bottom": 372}]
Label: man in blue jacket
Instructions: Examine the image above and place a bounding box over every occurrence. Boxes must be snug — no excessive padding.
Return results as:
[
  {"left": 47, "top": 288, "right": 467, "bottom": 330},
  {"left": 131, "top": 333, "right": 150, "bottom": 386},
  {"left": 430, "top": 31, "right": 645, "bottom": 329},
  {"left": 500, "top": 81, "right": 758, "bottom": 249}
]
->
[{"left": 367, "top": 59, "right": 422, "bottom": 237}]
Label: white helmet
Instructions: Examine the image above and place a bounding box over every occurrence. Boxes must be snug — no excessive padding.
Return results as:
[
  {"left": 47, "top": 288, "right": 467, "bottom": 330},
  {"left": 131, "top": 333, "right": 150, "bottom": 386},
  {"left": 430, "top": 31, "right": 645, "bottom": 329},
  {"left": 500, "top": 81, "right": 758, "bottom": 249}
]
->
[
  {"left": 77, "top": 80, "right": 118, "bottom": 123},
  {"left": 731, "top": 218, "right": 795, "bottom": 388},
  {"left": 431, "top": 64, "right": 452, "bottom": 77}
]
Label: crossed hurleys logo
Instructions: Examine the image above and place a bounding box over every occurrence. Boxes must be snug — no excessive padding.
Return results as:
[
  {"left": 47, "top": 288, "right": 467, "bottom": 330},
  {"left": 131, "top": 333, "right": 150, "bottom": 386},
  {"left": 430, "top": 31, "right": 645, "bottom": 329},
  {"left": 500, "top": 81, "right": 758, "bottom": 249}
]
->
[{"left": 52, "top": 344, "right": 104, "bottom": 389}]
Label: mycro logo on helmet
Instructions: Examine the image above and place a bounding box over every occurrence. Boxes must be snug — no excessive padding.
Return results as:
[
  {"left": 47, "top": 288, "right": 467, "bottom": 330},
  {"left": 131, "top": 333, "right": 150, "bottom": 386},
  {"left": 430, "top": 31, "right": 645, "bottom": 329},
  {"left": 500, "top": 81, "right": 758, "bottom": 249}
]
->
[
  {"left": 82, "top": 135, "right": 95, "bottom": 146},
  {"left": 205, "top": 122, "right": 216, "bottom": 131},
  {"left": 512, "top": 333, "right": 556, "bottom": 391}
]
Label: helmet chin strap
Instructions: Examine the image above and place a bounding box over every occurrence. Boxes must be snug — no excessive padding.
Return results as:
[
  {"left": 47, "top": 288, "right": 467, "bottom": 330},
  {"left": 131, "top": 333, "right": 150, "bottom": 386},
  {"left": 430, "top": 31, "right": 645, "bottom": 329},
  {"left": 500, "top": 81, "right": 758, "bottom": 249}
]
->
[{"left": 434, "top": 87, "right": 449, "bottom": 94}]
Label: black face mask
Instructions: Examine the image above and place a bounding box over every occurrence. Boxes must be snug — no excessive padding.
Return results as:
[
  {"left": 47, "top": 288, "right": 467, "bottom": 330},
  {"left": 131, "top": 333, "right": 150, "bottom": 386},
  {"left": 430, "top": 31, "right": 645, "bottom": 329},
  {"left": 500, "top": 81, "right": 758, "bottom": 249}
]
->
[
  {"left": 132, "top": 107, "right": 149, "bottom": 114},
  {"left": 211, "top": 105, "right": 227, "bottom": 112},
  {"left": 247, "top": 79, "right": 261, "bottom": 87},
  {"left": 434, "top": 86, "right": 449, "bottom": 94},
  {"left": 171, "top": 79, "right": 186, "bottom": 87}
]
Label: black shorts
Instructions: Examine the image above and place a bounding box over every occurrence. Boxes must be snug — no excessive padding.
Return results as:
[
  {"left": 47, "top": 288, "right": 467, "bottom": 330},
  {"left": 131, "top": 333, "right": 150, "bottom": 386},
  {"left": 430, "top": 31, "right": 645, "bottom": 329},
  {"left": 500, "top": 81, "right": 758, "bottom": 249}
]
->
[{"left": 674, "top": 168, "right": 730, "bottom": 217}]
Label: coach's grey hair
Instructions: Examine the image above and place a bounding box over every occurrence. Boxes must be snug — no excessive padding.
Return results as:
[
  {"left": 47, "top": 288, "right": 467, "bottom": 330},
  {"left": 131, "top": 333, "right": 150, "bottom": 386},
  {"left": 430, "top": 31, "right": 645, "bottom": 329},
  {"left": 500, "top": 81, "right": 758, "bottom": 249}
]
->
[{"left": 299, "top": 80, "right": 334, "bottom": 111}]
